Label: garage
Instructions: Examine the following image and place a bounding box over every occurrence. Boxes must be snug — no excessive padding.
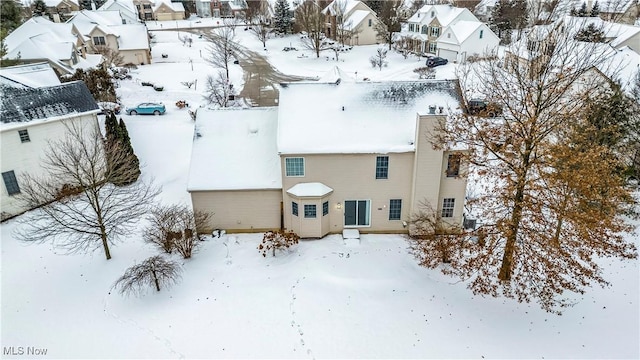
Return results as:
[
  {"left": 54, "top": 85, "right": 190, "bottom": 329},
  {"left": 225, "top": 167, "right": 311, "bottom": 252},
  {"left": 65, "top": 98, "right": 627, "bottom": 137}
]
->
[{"left": 437, "top": 48, "right": 458, "bottom": 62}]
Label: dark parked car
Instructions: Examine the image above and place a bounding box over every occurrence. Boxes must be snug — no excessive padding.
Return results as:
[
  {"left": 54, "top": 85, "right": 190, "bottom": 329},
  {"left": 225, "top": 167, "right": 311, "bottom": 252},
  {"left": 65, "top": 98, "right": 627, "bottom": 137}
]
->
[
  {"left": 125, "top": 102, "right": 166, "bottom": 115},
  {"left": 426, "top": 57, "right": 448, "bottom": 67},
  {"left": 467, "top": 99, "right": 502, "bottom": 117}
]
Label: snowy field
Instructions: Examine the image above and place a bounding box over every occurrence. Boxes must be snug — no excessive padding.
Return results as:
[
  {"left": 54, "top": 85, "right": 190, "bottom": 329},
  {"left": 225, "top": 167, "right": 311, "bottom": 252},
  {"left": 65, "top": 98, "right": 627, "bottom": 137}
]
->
[{"left": 1, "top": 18, "right": 639, "bottom": 359}]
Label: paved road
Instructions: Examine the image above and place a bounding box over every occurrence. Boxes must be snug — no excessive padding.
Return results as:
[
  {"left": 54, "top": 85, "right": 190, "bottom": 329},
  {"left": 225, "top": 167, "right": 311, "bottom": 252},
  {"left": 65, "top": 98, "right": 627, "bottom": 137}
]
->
[{"left": 187, "top": 28, "right": 316, "bottom": 107}]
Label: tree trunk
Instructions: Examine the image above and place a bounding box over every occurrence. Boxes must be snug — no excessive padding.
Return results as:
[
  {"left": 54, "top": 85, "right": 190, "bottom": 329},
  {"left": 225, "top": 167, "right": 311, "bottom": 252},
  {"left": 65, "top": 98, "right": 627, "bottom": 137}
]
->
[{"left": 152, "top": 269, "right": 160, "bottom": 291}]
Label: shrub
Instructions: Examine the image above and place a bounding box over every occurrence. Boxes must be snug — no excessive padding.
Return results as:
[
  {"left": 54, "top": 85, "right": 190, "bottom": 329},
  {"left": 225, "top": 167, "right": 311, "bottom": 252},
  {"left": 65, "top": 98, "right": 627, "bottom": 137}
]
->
[
  {"left": 112, "top": 255, "right": 182, "bottom": 296},
  {"left": 413, "top": 66, "right": 435, "bottom": 79},
  {"left": 258, "top": 230, "right": 300, "bottom": 257}
]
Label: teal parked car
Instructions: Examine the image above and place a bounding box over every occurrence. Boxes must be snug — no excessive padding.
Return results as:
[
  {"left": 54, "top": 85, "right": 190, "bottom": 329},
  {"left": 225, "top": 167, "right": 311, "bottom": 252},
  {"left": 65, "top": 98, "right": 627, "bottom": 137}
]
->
[{"left": 126, "top": 102, "right": 166, "bottom": 115}]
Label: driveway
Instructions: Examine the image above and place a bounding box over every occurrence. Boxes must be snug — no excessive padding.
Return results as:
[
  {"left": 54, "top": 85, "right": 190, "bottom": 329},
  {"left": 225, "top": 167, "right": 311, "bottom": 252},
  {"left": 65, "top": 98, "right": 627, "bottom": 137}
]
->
[{"left": 234, "top": 46, "right": 316, "bottom": 107}]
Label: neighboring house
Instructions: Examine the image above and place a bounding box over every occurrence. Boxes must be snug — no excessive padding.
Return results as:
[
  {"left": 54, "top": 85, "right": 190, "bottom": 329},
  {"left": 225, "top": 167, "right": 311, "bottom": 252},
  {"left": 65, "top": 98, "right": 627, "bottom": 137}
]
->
[
  {"left": 67, "top": 10, "right": 152, "bottom": 65},
  {"left": 0, "top": 65, "right": 100, "bottom": 220},
  {"left": 599, "top": 0, "right": 639, "bottom": 24},
  {"left": 188, "top": 79, "right": 468, "bottom": 238},
  {"left": 473, "top": 0, "right": 496, "bottom": 22},
  {"left": 151, "top": 0, "right": 186, "bottom": 21},
  {"left": 437, "top": 20, "right": 499, "bottom": 62},
  {"left": 98, "top": 0, "right": 141, "bottom": 23},
  {"left": 561, "top": 15, "right": 640, "bottom": 53},
  {"left": 401, "top": 4, "right": 498, "bottom": 61},
  {"left": 44, "top": 0, "right": 81, "bottom": 22},
  {"left": 2, "top": 16, "right": 102, "bottom": 75},
  {"left": 322, "top": 0, "right": 379, "bottom": 46},
  {"left": 212, "top": 0, "right": 246, "bottom": 18}
]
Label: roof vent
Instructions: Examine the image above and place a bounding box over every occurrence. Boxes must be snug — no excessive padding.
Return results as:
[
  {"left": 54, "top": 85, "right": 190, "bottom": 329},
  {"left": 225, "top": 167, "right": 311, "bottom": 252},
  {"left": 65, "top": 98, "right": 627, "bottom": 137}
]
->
[
  {"left": 428, "top": 105, "right": 436, "bottom": 114},
  {"left": 438, "top": 106, "right": 444, "bottom": 114}
]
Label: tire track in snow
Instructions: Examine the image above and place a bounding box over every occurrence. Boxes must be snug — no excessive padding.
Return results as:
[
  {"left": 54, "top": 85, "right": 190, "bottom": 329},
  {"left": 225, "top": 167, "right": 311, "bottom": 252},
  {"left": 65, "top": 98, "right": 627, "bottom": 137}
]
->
[
  {"left": 290, "top": 277, "right": 314, "bottom": 359},
  {"left": 102, "top": 294, "right": 186, "bottom": 359}
]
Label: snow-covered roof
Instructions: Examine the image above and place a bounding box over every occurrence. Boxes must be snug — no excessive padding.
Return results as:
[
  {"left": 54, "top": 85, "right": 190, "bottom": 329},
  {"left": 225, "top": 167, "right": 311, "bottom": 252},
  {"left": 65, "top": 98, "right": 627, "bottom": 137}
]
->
[
  {"left": 599, "top": 46, "right": 640, "bottom": 94},
  {"left": 0, "top": 63, "right": 61, "bottom": 89},
  {"left": 287, "top": 182, "right": 333, "bottom": 197},
  {"left": 154, "top": 0, "right": 185, "bottom": 12},
  {"left": 345, "top": 9, "right": 371, "bottom": 31},
  {"left": 44, "top": 0, "right": 79, "bottom": 6},
  {"left": 322, "top": 0, "right": 361, "bottom": 16},
  {"left": 0, "top": 81, "right": 99, "bottom": 128},
  {"left": 99, "top": 0, "right": 138, "bottom": 14},
  {"left": 317, "top": 66, "right": 356, "bottom": 83},
  {"left": 187, "top": 108, "right": 282, "bottom": 191},
  {"left": 4, "top": 17, "right": 79, "bottom": 51},
  {"left": 407, "top": 4, "right": 478, "bottom": 26},
  {"left": 67, "top": 10, "right": 125, "bottom": 31},
  {"left": 277, "top": 80, "right": 461, "bottom": 155},
  {"left": 439, "top": 20, "right": 483, "bottom": 44},
  {"left": 112, "top": 24, "right": 150, "bottom": 50}
]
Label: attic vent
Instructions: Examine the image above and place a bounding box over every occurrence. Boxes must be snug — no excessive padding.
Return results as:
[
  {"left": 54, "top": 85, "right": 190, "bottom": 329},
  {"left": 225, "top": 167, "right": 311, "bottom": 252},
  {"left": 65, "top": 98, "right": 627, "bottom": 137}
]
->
[
  {"left": 249, "top": 127, "right": 259, "bottom": 134},
  {"left": 428, "top": 105, "right": 436, "bottom": 114},
  {"left": 438, "top": 106, "right": 444, "bottom": 114}
]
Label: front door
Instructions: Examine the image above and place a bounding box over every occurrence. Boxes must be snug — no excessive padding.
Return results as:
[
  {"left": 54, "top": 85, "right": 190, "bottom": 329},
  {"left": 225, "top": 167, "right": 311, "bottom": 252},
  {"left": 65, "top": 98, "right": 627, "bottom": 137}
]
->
[{"left": 344, "top": 200, "right": 370, "bottom": 227}]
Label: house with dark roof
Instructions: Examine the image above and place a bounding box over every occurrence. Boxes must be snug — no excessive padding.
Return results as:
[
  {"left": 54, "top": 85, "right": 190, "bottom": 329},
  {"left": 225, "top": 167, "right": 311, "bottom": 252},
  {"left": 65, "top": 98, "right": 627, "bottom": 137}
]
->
[
  {"left": 0, "top": 73, "right": 100, "bottom": 220},
  {"left": 187, "top": 78, "right": 469, "bottom": 238}
]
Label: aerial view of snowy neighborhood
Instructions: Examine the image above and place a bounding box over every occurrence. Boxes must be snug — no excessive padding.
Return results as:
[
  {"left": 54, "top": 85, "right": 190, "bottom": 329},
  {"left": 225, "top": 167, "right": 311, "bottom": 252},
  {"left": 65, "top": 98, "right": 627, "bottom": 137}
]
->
[{"left": 1, "top": 0, "right": 639, "bottom": 358}]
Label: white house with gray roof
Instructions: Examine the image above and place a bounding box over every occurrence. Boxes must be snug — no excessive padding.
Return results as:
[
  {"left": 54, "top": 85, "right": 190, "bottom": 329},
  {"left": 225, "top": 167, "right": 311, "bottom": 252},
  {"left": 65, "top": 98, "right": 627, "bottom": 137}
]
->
[
  {"left": 188, "top": 79, "right": 469, "bottom": 238},
  {"left": 0, "top": 70, "right": 100, "bottom": 220}
]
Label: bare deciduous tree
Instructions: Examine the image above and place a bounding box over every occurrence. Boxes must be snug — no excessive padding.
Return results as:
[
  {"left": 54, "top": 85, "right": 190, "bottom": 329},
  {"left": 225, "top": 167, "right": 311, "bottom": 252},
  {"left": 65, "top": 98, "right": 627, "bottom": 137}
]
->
[
  {"left": 423, "top": 26, "right": 638, "bottom": 313},
  {"left": 204, "top": 70, "right": 237, "bottom": 108},
  {"left": 369, "top": 47, "right": 388, "bottom": 70},
  {"left": 250, "top": 20, "right": 272, "bottom": 48},
  {"left": 112, "top": 255, "right": 182, "bottom": 296},
  {"left": 296, "top": 0, "right": 331, "bottom": 58},
  {"left": 373, "top": 0, "right": 405, "bottom": 50},
  {"left": 258, "top": 230, "right": 300, "bottom": 257},
  {"left": 15, "top": 121, "right": 159, "bottom": 260},
  {"left": 95, "top": 46, "right": 124, "bottom": 67},
  {"left": 144, "top": 204, "right": 212, "bottom": 259},
  {"left": 204, "top": 25, "right": 239, "bottom": 79}
]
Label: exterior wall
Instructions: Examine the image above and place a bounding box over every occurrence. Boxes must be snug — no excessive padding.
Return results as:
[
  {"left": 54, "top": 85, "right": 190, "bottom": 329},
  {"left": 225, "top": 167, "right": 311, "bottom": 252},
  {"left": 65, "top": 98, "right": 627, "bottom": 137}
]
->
[
  {"left": 350, "top": 13, "right": 378, "bottom": 45},
  {"left": 190, "top": 189, "right": 282, "bottom": 233},
  {"left": 615, "top": 33, "right": 640, "bottom": 53},
  {"left": 154, "top": 4, "right": 185, "bottom": 21},
  {"left": 1, "top": 115, "right": 99, "bottom": 219},
  {"left": 457, "top": 25, "right": 499, "bottom": 60},
  {"left": 120, "top": 48, "right": 151, "bottom": 65},
  {"left": 281, "top": 152, "right": 415, "bottom": 235},
  {"left": 410, "top": 114, "right": 466, "bottom": 229},
  {"left": 286, "top": 196, "right": 330, "bottom": 238},
  {"left": 600, "top": 5, "right": 639, "bottom": 24}
]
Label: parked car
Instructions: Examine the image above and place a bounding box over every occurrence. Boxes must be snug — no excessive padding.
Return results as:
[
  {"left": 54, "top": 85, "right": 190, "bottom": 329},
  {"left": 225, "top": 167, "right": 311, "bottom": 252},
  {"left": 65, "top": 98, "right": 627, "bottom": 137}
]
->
[
  {"left": 426, "top": 57, "right": 448, "bottom": 67},
  {"left": 125, "top": 102, "right": 166, "bottom": 115},
  {"left": 467, "top": 98, "right": 502, "bottom": 117}
]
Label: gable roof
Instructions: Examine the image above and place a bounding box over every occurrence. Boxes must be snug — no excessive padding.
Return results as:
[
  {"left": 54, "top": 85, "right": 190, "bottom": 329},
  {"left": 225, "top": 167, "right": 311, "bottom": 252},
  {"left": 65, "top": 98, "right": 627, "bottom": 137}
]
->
[
  {"left": 0, "top": 81, "right": 99, "bottom": 127},
  {"left": 407, "top": 4, "right": 478, "bottom": 26},
  {"left": 439, "top": 20, "right": 484, "bottom": 44},
  {"left": 277, "top": 80, "right": 461, "bottom": 155},
  {"left": 99, "top": 0, "right": 138, "bottom": 14},
  {"left": 600, "top": 0, "right": 636, "bottom": 13},
  {"left": 0, "top": 63, "right": 61, "bottom": 89},
  {"left": 187, "top": 108, "right": 282, "bottom": 191},
  {"left": 322, "top": 0, "right": 362, "bottom": 16}
]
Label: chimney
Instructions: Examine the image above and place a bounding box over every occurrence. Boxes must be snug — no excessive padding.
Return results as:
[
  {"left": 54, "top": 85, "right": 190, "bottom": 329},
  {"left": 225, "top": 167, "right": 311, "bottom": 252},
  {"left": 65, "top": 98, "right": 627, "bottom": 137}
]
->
[
  {"left": 438, "top": 106, "right": 444, "bottom": 114},
  {"left": 428, "top": 105, "right": 436, "bottom": 114},
  {"left": 91, "top": 0, "right": 96, "bottom": 10}
]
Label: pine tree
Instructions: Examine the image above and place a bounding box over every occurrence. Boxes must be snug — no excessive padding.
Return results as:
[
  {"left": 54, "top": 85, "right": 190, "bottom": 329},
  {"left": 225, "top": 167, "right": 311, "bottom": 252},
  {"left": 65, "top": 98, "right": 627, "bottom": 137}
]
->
[
  {"left": 116, "top": 118, "right": 141, "bottom": 185},
  {"left": 1, "top": 0, "right": 23, "bottom": 33},
  {"left": 273, "top": 0, "right": 292, "bottom": 35},
  {"left": 577, "top": 2, "right": 587, "bottom": 16},
  {"left": 590, "top": 1, "right": 600, "bottom": 16},
  {"left": 574, "top": 23, "right": 605, "bottom": 42},
  {"left": 32, "top": 0, "right": 49, "bottom": 17}
]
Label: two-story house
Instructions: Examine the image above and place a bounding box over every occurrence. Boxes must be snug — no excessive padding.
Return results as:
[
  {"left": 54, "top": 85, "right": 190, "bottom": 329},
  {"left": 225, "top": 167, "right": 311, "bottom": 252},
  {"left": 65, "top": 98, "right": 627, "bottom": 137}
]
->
[
  {"left": 321, "top": 0, "right": 379, "bottom": 46},
  {"left": 599, "top": 0, "right": 639, "bottom": 24},
  {"left": 0, "top": 64, "right": 100, "bottom": 220},
  {"left": 44, "top": 0, "right": 81, "bottom": 22},
  {"left": 187, "top": 79, "right": 468, "bottom": 238},
  {"left": 67, "top": 10, "right": 152, "bottom": 65},
  {"left": 98, "top": 0, "right": 141, "bottom": 23},
  {"left": 401, "top": 4, "right": 499, "bottom": 62},
  {"left": 2, "top": 16, "right": 102, "bottom": 75}
]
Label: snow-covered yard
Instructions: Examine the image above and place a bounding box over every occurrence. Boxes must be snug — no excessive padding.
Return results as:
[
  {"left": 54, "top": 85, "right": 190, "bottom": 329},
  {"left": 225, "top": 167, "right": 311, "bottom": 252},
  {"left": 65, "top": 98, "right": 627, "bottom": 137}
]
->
[{"left": 1, "top": 18, "right": 638, "bottom": 359}]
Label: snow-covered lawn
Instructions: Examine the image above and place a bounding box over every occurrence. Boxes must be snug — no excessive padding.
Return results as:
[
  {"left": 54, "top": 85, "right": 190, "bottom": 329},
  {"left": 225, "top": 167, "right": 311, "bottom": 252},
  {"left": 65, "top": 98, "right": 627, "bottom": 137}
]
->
[{"left": 1, "top": 19, "right": 638, "bottom": 359}]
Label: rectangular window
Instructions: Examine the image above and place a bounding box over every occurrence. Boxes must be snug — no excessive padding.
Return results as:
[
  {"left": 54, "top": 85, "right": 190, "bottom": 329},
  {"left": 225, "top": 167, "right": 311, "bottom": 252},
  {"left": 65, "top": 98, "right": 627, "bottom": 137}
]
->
[
  {"left": 480, "top": 30, "right": 484, "bottom": 39},
  {"left": 344, "top": 200, "right": 370, "bottom": 226},
  {"left": 429, "top": 42, "right": 437, "bottom": 53},
  {"left": 375, "top": 156, "right": 389, "bottom": 179},
  {"left": 368, "top": 18, "right": 372, "bottom": 27},
  {"left": 442, "top": 198, "right": 455, "bottom": 218},
  {"left": 389, "top": 199, "right": 402, "bottom": 220},
  {"left": 2, "top": 171, "right": 20, "bottom": 195},
  {"left": 292, "top": 201, "right": 298, "bottom": 216},
  {"left": 18, "top": 129, "right": 30, "bottom": 143},
  {"left": 431, "top": 26, "right": 440, "bottom": 37},
  {"left": 285, "top": 157, "right": 305, "bottom": 177},
  {"left": 446, "top": 154, "right": 461, "bottom": 177},
  {"left": 322, "top": 201, "right": 329, "bottom": 216},
  {"left": 304, "top": 204, "right": 316, "bottom": 218},
  {"left": 421, "top": 25, "right": 428, "bottom": 34},
  {"left": 92, "top": 36, "right": 106, "bottom": 46},
  {"left": 409, "top": 24, "right": 414, "bottom": 32}
]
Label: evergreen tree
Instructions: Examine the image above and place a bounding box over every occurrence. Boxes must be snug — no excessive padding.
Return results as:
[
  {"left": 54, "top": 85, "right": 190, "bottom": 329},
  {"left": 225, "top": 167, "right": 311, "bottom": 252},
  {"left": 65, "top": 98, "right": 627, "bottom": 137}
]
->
[
  {"left": 61, "top": 68, "right": 117, "bottom": 102},
  {"left": 590, "top": 1, "right": 600, "bottom": 16},
  {"left": 32, "top": 0, "right": 49, "bottom": 17},
  {"left": 574, "top": 23, "right": 605, "bottom": 42},
  {"left": 116, "top": 118, "right": 141, "bottom": 185},
  {"left": 1, "top": 0, "right": 23, "bottom": 33},
  {"left": 273, "top": 0, "right": 293, "bottom": 35},
  {"left": 364, "top": 0, "right": 383, "bottom": 14},
  {"left": 577, "top": 2, "right": 587, "bottom": 16}
]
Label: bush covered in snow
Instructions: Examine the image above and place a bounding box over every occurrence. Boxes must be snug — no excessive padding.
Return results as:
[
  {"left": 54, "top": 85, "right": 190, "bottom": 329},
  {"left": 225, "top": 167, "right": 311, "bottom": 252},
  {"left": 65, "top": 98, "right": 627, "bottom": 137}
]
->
[{"left": 258, "top": 230, "right": 300, "bottom": 257}]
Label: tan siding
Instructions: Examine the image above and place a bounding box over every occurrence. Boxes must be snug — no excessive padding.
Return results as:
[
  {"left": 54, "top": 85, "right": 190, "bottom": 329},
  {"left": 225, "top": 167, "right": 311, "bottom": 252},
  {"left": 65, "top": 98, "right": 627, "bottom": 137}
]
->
[
  {"left": 1, "top": 116, "right": 98, "bottom": 218},
  {"left": 281, "top": 152, "right": 415, "bottom": 234},
  {"left": 190, "top": 189, "right": 282, "bottom": 233}
]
